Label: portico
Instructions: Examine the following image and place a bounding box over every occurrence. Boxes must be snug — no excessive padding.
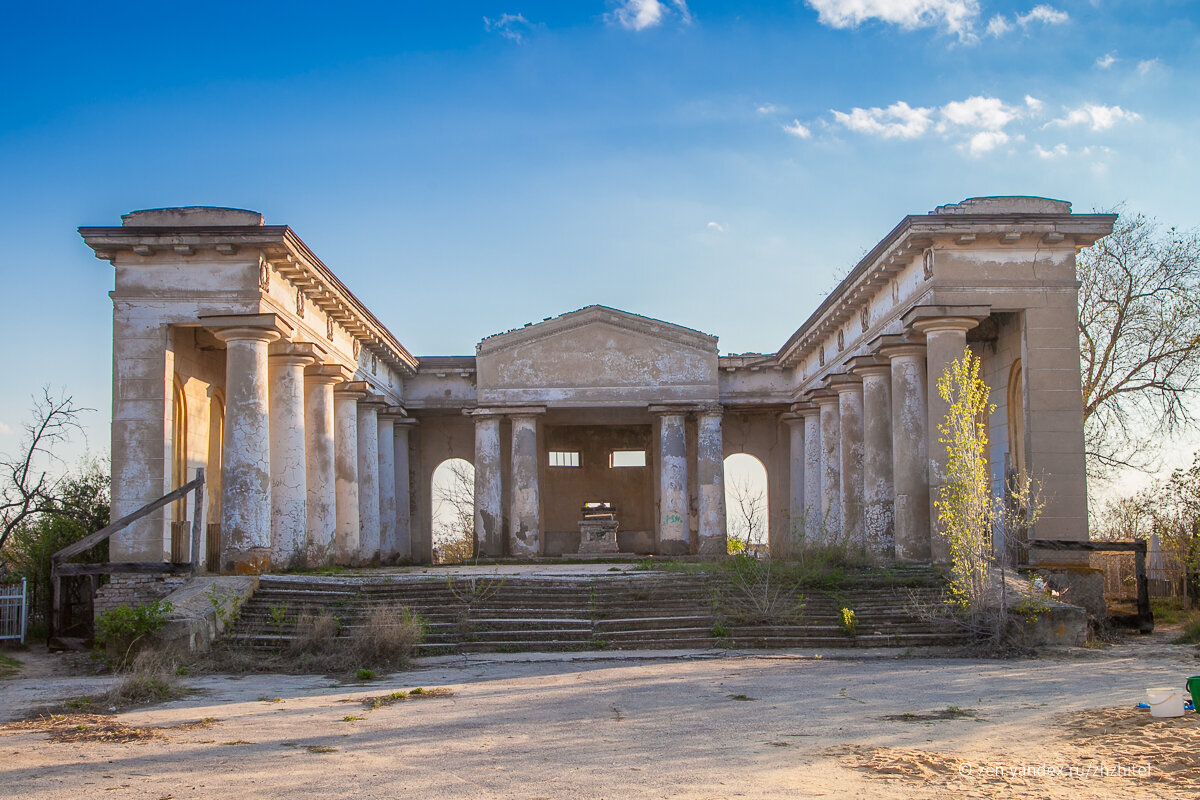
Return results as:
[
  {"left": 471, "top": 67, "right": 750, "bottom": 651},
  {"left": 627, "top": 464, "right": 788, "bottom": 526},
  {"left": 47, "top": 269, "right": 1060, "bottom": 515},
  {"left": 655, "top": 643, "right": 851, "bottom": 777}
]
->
[{"left": 80, "top": 196, "right": 1115, "bottom": 571}]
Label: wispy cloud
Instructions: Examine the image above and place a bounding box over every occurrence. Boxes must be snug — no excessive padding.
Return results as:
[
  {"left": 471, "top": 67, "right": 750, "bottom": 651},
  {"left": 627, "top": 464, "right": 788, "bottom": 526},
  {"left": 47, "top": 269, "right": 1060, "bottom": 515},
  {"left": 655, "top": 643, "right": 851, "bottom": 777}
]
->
[
  {"left": 987, "top": 4, "right": 1069, "bottom": 37},
  {"left": 1137, "top": 58, "right": 1162, "bottom": 76},
  {"left": 1047, "top": 104, "right": 1141, "bottom": 131},
  {"left": 782, "top": 119, "right": 812, "bottom": 138},
  {"left": 756, "top": 103, "right": 779, "bottom": 115},
  {"left": 706, "top": 221, "right": 725, "bottom": 232},
  {"left": 607, "top": 0, "right": 691, "bottom": 31},
  {"left": 0, "top": 421, "right": 12, "bottom": 436},
  {"left": 1095, "top": 52, "right": 1117, "bottom": 69},
  {"left": 831, "top": 101, "right": 934, "bottom": 139},
  {"left": 805, "top": 0, "right": 980, "bottom": 40},
  {"left": 483, "top": 13, "right": 534, "bottom": 43}
]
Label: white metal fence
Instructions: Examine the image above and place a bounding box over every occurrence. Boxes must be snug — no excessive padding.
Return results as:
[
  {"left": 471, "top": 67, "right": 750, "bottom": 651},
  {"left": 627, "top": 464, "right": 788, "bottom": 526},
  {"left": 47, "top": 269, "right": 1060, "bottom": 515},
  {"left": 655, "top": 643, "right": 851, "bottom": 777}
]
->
[{"left": 0, "top": 578, "right": 27, "bottom": 644}]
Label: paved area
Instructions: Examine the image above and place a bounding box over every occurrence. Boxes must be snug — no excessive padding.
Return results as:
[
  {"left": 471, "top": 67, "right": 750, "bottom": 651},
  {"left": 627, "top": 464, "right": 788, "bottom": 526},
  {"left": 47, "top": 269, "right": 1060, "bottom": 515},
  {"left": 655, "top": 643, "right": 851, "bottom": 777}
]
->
[{"left": 2, "top": 634, "right": 1198, "bottom": 799}]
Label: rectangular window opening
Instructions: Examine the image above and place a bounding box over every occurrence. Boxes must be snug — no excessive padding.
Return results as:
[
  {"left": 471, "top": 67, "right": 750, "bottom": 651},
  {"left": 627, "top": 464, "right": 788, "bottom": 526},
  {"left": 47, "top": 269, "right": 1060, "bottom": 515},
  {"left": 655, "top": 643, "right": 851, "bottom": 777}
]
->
[
  {"left": 610, "top": 449, "right": 647, "bottom": 468},
  {"left": 549, "top": 450, "right": 581, "bottom": 468}
]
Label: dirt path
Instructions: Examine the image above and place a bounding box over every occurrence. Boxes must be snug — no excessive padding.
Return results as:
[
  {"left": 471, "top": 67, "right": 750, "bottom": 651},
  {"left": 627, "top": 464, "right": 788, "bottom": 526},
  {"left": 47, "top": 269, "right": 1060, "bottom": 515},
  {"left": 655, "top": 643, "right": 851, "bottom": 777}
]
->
[{"left": 2, "top": 636, "right": 1198, "bottom": 799}]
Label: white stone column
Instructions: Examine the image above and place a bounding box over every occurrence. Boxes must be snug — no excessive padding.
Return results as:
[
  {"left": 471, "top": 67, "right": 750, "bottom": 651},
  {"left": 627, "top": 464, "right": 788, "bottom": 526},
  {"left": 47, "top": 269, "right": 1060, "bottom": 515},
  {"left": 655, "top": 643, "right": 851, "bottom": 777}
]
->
[
  {"left": 509, "top": 410, "right": 545, "bottom": 558},
  {"left": 333, "top": 382, "right": 366, "bottom": 565},
  {"left": 801, "top": 407, "right": 822, "bottom": 541},
  {"left": 393, "top": 418, "right": 416, "bottom": 562},
  {"left": 468, "top": 410, "right": 504, "bottom": 558},
  {"left": 268, "top": 342, "right": 317, "bottom": 570},
  {"left": 377, "top": 410, "right": 398, "bottom": 560},
  {"left": 855, "top": 359, "right": 895, "bottom": 557},
  {"left": 654, "top": 408, "right": 690, "bottom": 556},
  {"left": 813, "top": 392, "right": 842, "bottom": 539},
  {"left": 913, "top": 317, "right": 979, "bottom": 565},
  {"left": 879, "top": 342, "right": 930, "bottom": 562},
  {"left": 696, "top": 408, "right": 727, "bottom": 556},
  {"left": 782, "top": 411, "right": 805, "bottom": 555},
  {"left": 303, "top": 364, "right": 343, "bottom": 567},
  {"left": 357, "top": 396, "right": 385, "bottom": 564},
  {"left": 214, "top": 326, "right": 281, "bottom": 572},
  {"left": 834, "top": 377, "right": 865, "bottom": 547}
]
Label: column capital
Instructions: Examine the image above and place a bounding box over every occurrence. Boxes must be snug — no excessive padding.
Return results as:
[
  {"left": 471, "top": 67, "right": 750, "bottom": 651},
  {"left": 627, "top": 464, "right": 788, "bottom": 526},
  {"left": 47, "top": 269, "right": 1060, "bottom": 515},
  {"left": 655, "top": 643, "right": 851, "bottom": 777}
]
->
[
  {"left": 463, "top": 407, "right": 508, "bottom": 418},
  {"left": 780, "top": 412, "right": 804, "bottom": 427},
  {"left": 394, "top": 416, "right": 420, "bottom": 427},
  {"left": 805, "top": 388, "right": 839, "bottom": 408},
  {"left": 378, "top": 405, "right": 408, "bottom": 420},
  {"left": 359, "top": 392, "right": 390, "bottom": 409},
  {"left": 791, "top": 402, "right": 821, "bottom": 419},
  {"left": 828, "top": 373, "right": 863, "bottom": 396},
  {"left": 334, "top": 380, "right": 371, "bottom": 399},
  {"left": 696, "top": 404, "right": 724, "bottom": 420},
  {"left": 506, "top": 406, "right": 547, "bottom": 420},
  {"left": 202, "top": 312, "right": 293, "bottom": 342},
  {"left": 305, "top": 363, "right": 351, "bottom": 384},
  {"left": 901, "top": 304, "right": 989, "bottom": 335},
  {"left": 268, "top": 340, "right": 322, "bottom": 366},
  {"left": 847, "top": 355, "right": 891, "bottom": 379},
  {"left": 649, "top": 403, "right": 698, "bottom": 417},
  {"left": 910, "top": 316, "right": 982, "bottom": 336},
  {"left": 875, "top": 336, "right": 927, "bottom": 361}
]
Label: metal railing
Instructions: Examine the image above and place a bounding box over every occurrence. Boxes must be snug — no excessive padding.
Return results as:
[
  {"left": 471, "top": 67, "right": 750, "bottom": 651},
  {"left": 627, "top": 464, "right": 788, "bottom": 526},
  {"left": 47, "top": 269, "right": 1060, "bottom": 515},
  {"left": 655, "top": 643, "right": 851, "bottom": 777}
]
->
[{"left": 0, "top": 578, "right": 28, "bottom": 644}]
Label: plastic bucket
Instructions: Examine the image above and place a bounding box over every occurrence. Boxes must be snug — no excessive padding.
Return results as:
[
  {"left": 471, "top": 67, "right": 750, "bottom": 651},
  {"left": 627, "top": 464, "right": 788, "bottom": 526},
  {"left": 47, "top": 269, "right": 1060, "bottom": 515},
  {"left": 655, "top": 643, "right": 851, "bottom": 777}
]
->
[
  {"left": 1147, "top": 687, "right": 1185, "bottom": 718},
  {"left": 1187, "top": 677, "right": 1200, "bottom": 713}
]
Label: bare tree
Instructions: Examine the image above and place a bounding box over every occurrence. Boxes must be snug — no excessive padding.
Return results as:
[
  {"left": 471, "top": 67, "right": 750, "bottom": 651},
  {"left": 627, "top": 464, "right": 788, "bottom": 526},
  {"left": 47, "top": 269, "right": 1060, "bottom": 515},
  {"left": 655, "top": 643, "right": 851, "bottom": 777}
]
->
[
  {"left": 1078, "top": 208, "right": 1200, "bottom": 476},
  {"left": 726, "top": 474, "right": 766, "bottom": 555},
  {"left": 1, "top": 389, "right": 91, "bottom": 554},
  {"left": 432, "top": 459, "right": 475, "bottom": 563}
]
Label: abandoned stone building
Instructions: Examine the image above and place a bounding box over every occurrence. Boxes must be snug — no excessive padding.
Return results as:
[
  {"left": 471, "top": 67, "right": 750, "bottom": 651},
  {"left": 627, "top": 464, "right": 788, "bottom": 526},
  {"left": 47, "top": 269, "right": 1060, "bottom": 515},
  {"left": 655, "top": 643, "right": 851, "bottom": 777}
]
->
[{"left": 79, "top": 197, "right": 1115, "bottom": 572}]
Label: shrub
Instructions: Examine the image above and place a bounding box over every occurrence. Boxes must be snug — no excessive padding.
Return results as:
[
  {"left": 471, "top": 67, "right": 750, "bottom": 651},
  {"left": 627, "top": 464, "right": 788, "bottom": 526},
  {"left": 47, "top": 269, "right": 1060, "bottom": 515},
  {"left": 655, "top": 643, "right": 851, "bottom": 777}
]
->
[
  {"left": 94, "top": 599, "right": 174, "bottom": 666},
  {"left": 349, "top": 607, "right": 425, "bottom": 670},
  {"left": 288, "top": 611, "right": 340, "bottom": 656}
]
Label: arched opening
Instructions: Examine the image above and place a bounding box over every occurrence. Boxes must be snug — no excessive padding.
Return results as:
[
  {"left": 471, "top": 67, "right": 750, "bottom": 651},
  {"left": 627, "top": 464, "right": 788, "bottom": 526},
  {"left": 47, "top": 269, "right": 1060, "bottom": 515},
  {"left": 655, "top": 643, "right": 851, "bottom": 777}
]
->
[
  {"left": 723, "top": 453, "right": 768, "bottom": 556},
  {"left": 170, "top": 376, "right": 188, "bottom": 561},
  {"left": 1006, "top": 359, "right": 1026, "bottom": 484},
  {"left": 431, "top": 458, "right": 475, "bottom": 564},
  {"left": 206, "top": 389, "right": 224, "bottom": 572}
]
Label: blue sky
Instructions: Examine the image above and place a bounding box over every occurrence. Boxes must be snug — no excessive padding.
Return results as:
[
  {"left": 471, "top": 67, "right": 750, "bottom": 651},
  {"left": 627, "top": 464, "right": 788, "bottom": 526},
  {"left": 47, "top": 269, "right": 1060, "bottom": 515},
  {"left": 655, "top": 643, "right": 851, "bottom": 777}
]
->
[{"left": 1, "top": 0, "right": 1197, "bottom": 466}]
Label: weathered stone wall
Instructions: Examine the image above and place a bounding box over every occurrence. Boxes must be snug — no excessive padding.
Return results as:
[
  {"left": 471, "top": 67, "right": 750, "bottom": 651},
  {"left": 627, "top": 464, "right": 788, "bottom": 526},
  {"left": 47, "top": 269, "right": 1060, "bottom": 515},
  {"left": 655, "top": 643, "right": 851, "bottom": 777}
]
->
[{"left": 93, "top": 575, "right": 189, "bottom": 618}]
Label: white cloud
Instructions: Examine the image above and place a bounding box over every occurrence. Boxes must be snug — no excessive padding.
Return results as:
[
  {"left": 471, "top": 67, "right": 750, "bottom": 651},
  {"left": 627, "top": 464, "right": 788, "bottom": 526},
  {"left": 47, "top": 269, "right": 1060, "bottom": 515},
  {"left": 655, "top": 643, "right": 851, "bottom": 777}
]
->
[
  {"left": 939, "top": 95, "right": 1018, "bottom": 131},
  {"left": 1095, "top": 52, "right": 1117, "bottom": 69},
  {"left": 1025, "top": 95, "right": 1044, "bottom": 113},
  {"left": 1048, "top": 104, "right": 1141, "bottom": 131},
  {"left": 607, "top": 0, "right": 691, "bottom": 31},
  {"left": 0, "top": 421, "right": 12, "bottom": 436},
  {"left": 706, "top": 221, "right": 725, "bottom": 232},
  {"left": 756, "top": 103, "right": 778, "bottom": 114},
  {"left": 1016, "top": 4, "right": 1069, "bottom": 25},
  {"left": 831, "top": 101, "right": 933, "bottom": 139},
  {"left": 985, "top": 14, "right": 1012, "bottom": 36},
  {"left": 782, "top": 119, "right": 812, "bottom": 138},
  {"left": 1035, "top": 143, "right": 1070, "bottom": 158},
  {"left": 1137, "top": 58, "right": 1161, "bottom": 76},
  {"left": 987, "top": 5, "right": 1068, "bottom": 37},
  {"left": 805, "top": 0, "right": 980, "bottom": 39},
  {"left": 967, "top": 130, "right": 1009, "bottom": 155},
  {"left": 483, "top": 13, "right": 534, "bottom": 43}
]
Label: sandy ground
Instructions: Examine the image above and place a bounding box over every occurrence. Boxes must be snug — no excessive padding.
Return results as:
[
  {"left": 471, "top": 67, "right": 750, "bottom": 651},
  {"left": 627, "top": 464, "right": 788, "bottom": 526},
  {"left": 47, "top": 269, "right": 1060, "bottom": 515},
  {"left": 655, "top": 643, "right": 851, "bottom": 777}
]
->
[{"left": 2, "top": 635, "right": 1198, "bottom": 799}]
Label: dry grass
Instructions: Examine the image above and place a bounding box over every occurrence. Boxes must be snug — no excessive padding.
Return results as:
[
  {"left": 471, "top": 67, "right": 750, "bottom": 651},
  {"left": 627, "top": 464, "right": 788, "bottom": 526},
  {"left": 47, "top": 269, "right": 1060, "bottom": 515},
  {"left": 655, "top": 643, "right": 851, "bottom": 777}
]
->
[{"left": 4, "top": 713, "right": 218, "bottom": 744}]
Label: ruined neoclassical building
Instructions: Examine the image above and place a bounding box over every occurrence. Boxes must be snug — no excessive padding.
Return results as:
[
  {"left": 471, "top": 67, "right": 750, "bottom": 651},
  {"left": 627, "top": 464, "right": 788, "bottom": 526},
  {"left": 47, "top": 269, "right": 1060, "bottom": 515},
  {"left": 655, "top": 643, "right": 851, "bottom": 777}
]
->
[{"left": 80, "top": 197, "right": 1114, "bottom": 571}]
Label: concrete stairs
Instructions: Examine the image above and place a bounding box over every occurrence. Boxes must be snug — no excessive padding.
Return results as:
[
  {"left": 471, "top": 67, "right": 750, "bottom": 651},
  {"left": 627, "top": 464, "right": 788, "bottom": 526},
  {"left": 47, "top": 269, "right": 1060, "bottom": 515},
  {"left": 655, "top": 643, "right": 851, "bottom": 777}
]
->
[{"left": 226, "top": 567, "right": 972, "bottom": 654}]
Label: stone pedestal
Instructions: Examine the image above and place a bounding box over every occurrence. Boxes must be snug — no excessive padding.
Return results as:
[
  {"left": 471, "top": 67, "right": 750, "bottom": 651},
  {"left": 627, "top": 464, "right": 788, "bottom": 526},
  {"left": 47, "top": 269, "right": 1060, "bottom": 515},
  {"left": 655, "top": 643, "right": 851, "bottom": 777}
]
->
[{"left": 578, "top": 519, "right": 620, "bottom": 554}]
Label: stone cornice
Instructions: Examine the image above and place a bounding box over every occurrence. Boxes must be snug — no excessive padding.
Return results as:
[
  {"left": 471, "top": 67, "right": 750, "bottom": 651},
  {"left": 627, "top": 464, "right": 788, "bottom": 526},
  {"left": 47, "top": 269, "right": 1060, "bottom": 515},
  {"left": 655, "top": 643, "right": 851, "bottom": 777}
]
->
[
  {"left": 79, "top": 221, "right": 419, "bottom": 378},
  {"left": 774, "top": 199, "right": 1116, "bottom": 368}
]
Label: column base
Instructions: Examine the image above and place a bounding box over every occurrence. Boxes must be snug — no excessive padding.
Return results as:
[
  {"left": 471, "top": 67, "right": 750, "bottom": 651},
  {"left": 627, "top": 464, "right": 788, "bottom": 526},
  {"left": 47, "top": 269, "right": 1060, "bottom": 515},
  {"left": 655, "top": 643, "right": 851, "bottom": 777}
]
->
[
  {"left": 657, "top": 539, "right": 691, "bottom": 556},
  {"left": 224, "top": 547, "right": 272, "bottom": 575},
  {"left": 697, "top": 536, "right": 728, "bottom": 556}
]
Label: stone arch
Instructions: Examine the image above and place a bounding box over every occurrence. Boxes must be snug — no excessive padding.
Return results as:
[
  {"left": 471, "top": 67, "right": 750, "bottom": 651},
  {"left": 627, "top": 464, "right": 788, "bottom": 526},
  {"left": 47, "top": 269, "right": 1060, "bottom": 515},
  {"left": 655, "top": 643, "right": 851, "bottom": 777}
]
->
[
  {"left": 723, "top": 452, "right": 768, "bottom": 555},
  {"left": 1007, "top": 358, "right": 1026, "bottom": 484},
  {"left": 431, "top": 457, "right": 475, "bottom": 563}
]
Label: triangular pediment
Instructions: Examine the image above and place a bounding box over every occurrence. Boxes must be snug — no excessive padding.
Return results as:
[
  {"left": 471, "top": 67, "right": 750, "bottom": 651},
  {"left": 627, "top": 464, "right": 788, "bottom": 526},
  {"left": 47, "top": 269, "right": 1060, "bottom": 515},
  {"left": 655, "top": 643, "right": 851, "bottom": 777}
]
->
[
  {"left": 475, "top": 306, "right": 719, "bottom": 407},
  {"left": 477, "top": 305, "right": 717, "bottom": 357}
]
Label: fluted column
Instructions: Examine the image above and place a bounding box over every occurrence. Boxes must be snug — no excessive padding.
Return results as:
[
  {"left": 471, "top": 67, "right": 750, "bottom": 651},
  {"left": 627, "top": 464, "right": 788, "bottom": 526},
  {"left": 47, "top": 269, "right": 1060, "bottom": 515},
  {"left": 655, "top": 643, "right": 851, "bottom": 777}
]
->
[
  {"left": 467, "top": 409, "right": 504, "bottom": 558},
  {"left": 653, "top": 407, "right": 690, "bottom": 555},
  {"left": 833, "top": 376, "right": 865, "bottom": 547},
  {"left": 214, "top": 326, "right": 281, "bottom": 573},
  {"left": 879, "top": 342, "right": 930, "bottom": 562},
  {"left": 393, "top": 418, "right": 416, "bottom": 562},
  {"left": 303, "top": 364, "right": 344, "bottom": 567},
  {"left": 801, "top": 408, "right": 822, "bottom": 540},
  {"left": 812, "top": 392, "right": 841, "bottom": 540},
  {"left": 783, "top": 410, "right": 806, "bottom": 555},
  {"left": 333, "top": 382, "right": 366, "bottom": 565},
  {"left": 913, "top": 317, "right": 979, "bottom": 564},
  {"left": 509, "top": 409, "right": 545, "bottom": 558},
  {"left": 854, "top": 358, "right": 895, "bottom": 557},
  {"left": 357, "top": 396, "right": 385, "bottom": 564},
  {"left": 696, "top": 407, "right": 727, "bottom": 556},
  {"left": 377, "top": 410, "right": 398, "bottom": 560},
  {"left": 268, "top": 342, "right": 317, "bottom": 570}
]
